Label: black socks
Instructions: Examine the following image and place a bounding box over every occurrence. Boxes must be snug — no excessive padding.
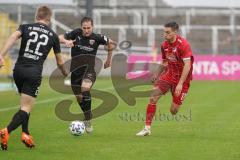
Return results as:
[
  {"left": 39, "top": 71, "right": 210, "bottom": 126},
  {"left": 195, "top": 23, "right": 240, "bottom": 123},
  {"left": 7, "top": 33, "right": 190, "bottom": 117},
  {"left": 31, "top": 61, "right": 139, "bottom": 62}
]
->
[
  {"left": 22, "top": 112, "right": 30, "bottom": 134},
  {"left": 7, "top": 110, "right": 30, "bottom": 134},
  {"left": 81, "top": 91, "right": 92, "bottom": 120}
]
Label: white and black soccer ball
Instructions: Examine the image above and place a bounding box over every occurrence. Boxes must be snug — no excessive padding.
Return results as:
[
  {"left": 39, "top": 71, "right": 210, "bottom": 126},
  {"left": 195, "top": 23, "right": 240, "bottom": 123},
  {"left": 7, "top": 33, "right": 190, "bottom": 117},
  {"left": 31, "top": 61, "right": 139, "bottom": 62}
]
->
[{"left": 69, "top": 121, "right": 85, "bottom": 136}]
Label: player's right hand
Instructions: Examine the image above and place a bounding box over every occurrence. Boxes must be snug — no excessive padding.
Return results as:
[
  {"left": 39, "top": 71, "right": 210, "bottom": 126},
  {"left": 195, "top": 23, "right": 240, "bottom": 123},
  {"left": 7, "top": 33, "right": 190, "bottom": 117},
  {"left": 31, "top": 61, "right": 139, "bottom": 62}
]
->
[
  {"left": 151, "top": 73, "right": 158, "bottom": 83},
  {"left": 65, "top": 40, "right": 76, "bottom": 48}
]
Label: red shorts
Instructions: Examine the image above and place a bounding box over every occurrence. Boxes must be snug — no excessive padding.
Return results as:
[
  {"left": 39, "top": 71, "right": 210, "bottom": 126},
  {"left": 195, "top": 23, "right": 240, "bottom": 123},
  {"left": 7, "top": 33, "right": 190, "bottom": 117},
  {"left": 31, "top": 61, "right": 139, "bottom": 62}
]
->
[{"left": 154, "top": 79, "right": 190, "bottom": 105}]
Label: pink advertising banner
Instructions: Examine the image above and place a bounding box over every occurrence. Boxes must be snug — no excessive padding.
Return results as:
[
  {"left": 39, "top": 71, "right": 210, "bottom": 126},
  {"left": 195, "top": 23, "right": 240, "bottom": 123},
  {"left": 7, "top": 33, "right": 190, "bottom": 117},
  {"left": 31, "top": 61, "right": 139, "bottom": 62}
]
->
[{"left": 128, "top": 54, "right": 240, "bottom": 80}]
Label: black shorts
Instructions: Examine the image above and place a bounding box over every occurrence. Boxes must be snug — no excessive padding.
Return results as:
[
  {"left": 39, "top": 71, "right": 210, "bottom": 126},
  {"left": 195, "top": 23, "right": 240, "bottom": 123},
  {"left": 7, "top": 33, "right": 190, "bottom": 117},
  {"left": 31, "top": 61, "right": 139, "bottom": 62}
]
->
[
  {"left": 71, "top": 69, "right": 96, "bottom": 95},
  {"left": 13, "top": 65, "right": 42, "bottom": 98}
]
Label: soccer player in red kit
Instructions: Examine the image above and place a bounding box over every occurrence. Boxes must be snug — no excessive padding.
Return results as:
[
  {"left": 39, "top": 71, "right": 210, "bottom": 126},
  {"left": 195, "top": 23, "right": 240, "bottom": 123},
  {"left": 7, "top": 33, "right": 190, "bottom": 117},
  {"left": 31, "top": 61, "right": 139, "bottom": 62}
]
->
[{"left": 136, "top": 21, "right": 194, "bottom": 136}]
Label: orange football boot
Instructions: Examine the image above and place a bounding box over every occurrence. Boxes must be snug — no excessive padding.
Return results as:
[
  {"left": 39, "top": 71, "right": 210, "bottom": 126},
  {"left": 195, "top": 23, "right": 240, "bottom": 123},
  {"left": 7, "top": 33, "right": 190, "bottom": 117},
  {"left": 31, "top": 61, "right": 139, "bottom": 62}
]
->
[
  {"left": 21, "top": 132, "right": 35, "bottom": 149},
  {"left": 0, "top": 128, "right": 10, "bottom": 150}
]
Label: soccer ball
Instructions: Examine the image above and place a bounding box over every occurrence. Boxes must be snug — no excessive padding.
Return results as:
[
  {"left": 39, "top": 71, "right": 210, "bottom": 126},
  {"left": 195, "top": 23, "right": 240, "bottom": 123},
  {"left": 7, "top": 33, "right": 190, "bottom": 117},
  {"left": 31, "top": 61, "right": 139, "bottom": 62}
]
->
[{"left": 69, "top": 121, "right": 85, "bottom": 136}]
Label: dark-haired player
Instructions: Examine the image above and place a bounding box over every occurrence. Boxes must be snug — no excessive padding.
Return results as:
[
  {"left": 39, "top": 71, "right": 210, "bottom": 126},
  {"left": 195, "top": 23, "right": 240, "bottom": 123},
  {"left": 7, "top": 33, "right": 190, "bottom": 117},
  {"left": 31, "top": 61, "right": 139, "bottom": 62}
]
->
[
  {"left": 59, "top": 17, "right": 115, "bottom": 133},
  {"left": 136, "top": 21, "right": 194, "bottom": 136}
]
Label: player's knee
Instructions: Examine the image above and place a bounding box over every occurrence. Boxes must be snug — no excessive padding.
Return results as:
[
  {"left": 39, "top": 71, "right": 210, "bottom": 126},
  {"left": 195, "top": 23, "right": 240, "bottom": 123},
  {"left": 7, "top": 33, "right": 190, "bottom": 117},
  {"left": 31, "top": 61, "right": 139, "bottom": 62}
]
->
[
  {"left": 81, "top": 83, "right": 92, "bottom": 92},
  {"left": 149, "top": 96, "right": 158, "bottom": 104},
  {"left": 21, "top": 106, "right": 32, "bottom": 113},
  {"left": 81, "top": 79, "right": 93, "bottom": 92},
  {"left": 81, "top": 87, "right": 91, "bottom": 92}
]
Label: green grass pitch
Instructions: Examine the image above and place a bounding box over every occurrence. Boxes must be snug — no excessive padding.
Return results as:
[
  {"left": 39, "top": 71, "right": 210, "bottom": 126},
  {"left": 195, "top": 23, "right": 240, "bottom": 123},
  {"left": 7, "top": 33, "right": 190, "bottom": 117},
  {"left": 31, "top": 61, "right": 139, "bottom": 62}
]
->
[{"left": 0, "top": 78, "right": 239, "bottom": 160}]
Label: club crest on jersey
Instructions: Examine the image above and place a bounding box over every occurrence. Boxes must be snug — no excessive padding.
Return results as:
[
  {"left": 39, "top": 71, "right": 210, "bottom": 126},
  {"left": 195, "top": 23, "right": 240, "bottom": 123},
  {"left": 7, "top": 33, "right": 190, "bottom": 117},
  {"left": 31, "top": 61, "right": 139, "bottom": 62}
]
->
[
  {"left": 166, "top": 53, "right": 177, "bottom": 62},
  {"left": 89, "top": 39, "right": 95, "bottom": 45},
  {"left": 173, "top": 47, "right": 177, "bottom": 53}
]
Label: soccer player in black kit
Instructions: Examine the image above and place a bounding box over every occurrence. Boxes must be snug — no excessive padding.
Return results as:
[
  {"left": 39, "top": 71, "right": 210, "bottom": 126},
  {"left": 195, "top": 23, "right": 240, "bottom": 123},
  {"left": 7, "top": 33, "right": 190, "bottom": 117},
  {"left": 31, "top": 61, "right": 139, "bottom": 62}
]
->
[
  {"left": 59, "top": 17, "right": 115, "bottom": 133},
  {"left": 0, "top": 6, "right": 67, "bottom": 150}
]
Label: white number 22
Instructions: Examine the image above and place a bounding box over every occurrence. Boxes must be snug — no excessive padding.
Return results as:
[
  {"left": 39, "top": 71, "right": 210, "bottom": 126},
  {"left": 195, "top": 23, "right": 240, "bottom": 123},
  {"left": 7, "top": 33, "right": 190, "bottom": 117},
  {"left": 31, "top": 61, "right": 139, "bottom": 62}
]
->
[{"left": 25, "top": 31, "right": 49, "bottom": 56}]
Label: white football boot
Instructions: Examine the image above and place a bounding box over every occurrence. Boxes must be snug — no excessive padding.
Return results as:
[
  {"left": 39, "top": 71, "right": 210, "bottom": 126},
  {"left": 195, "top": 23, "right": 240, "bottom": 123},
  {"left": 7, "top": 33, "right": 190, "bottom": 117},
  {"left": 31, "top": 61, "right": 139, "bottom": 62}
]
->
[
  {"left": 136, "top": 127, "right": 151, "bottom": 136},
  {"left": 84, "top": 120, "right": 93, "bottom": 133}
]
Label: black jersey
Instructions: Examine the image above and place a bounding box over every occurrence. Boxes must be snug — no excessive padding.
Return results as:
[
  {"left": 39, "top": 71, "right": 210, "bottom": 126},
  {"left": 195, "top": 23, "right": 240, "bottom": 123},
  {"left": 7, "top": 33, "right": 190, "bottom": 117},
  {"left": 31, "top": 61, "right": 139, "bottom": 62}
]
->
[
  {"left": 15, "top": 23, "right": 61, "bottom": 67},
  {"left": 64, "top": 28, "right": 108, "bottom": 71}
]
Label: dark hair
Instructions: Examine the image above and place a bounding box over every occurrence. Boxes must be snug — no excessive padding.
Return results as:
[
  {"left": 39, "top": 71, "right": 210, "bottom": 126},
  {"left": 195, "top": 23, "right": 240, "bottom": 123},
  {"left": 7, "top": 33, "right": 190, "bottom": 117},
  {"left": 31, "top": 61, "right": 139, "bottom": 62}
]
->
[
  {"left": 81, "top": 17, "right": 93, "bottom": 26},
  {"left": 35, "top": 5, "right": 52, "bottom": 21},
  {"left": 164, "top": 21, "right": 179, "bottom": 31}
]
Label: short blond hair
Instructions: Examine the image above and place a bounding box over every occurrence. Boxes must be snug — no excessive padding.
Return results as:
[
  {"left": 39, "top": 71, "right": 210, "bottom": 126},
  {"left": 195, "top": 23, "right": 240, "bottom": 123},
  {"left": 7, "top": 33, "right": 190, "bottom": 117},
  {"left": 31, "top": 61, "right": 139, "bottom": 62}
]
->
[{"left": 35, "top": 6, "right": 52, "bottom": 21}]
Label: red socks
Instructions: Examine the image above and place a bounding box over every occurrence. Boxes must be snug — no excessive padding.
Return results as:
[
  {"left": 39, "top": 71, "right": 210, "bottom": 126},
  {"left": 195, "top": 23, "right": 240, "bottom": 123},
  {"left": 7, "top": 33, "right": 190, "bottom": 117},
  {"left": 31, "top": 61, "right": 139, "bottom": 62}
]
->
[{"left": 145, "top": 104, "right": 156, "bottom": 126}]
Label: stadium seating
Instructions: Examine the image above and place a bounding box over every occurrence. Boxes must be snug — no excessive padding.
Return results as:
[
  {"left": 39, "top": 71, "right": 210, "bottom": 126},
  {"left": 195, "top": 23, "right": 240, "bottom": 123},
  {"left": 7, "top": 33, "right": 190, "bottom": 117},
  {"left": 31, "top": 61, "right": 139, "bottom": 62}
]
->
[
  {"left": 0, "top": 12, "right": 16, "bottom": 75},
  {"left": 0, "top": 1, "right": 239, "bottom": 55}
]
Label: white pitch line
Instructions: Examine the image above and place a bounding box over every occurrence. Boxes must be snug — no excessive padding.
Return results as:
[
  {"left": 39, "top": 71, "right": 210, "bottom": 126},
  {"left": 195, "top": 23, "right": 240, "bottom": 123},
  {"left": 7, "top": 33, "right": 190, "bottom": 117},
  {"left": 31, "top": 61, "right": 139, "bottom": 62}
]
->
[
  {"left": 0, "top": 95, "right": 74, "bottom": 112},
  {"left": 0, "top": 84, "right": 115, "bottom": 112},
  {"left": 0, "top": 82, "right": 148, "bottom": 112}
]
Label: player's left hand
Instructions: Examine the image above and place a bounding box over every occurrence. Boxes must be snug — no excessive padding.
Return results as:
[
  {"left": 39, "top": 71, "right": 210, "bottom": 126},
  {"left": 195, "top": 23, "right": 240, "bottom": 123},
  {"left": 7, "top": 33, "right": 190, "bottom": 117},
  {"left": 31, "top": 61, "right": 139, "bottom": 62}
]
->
[
  {"left": 104, "top": 60, "right": 111, "bottom": 69},
  {"left": 175, "top": 83, "right": 183, "bottom": 97}
]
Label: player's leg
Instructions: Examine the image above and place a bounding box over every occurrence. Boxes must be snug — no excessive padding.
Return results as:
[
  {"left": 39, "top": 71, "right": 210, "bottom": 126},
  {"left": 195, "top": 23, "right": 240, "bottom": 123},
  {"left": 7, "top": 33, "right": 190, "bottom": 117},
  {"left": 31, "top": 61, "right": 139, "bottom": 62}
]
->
[
  {"left": 6, "top": 94, "right": 35, "bottom": 135},
  {"left": 81, "top": 71, "right": 96, "bottom": 133},
  {"left": 19, "top": 93, "right": 36, "bottom": 148},
  {"left": 170, "top": 83, "right": 190, "bottom": 115},
  {"left": 75, "top": 94, "right": 83, "bottom": 108},
  {"left": 1, "top": 69, "right": 38, "bottom": 150},
  {"left": 20, "top": 73, "right": 40, "bottom": 129},
  {"left": 18, "top": 74, "right": 41, "bottom": 148},
  {"left": 81, "top": 79, "right": 93, "bottom": 119},
  {"left": 136, "top": 87, "right": 163, "bottom": 136},
  {"left": 70, "top": 72, "right": 88, "bottom": 120},
  {"left": 71, "top": 74, "right": 92, "bottom": 121},
  {"left": 71, "top": 71, "right": 95, "bottom": 133},
  {"left": 81, "top": 78, "right": 94, "bottom": 133},
  {"left": 71, "top": 72, "right": 84, "bottom": 110},
  {"left": 20, "top": 93, "right": 35, "bottom": 133},
  {"left": 136, "top": 80, "right": 171, "bottom": 136},
  {"left": 146, "top": 87, "right": 163, "bottom": 127}
]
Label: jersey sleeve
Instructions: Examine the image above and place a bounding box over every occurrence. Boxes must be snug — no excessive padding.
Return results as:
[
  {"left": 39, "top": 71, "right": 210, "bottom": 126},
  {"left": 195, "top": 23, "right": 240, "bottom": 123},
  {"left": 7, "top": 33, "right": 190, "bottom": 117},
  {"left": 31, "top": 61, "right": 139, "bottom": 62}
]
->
[
  {"left": 180, "top": 42, "right": 192, "bottom": 60},
  {"left": 96, "top": 34, "right": 109, "bottom": 45},
  {"left": 64, "top": 28, "right": 81, "bottom": 40},
  {"left": 161, "top": 45, "right": 166, "bottom": 60},
  {"left": 17, "top": 24, "right": 25, "bottom": 36},
  {"left": 52, "top": 33, "right": 61, "bottom": 54}
]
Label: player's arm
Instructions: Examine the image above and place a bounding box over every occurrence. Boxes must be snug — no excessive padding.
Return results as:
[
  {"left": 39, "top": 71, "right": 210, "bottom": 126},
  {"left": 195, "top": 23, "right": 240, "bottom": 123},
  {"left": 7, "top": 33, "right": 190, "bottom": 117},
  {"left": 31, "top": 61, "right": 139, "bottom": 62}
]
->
[
  {"left": 175, "top": 42, "right": 192, "bottom": 96},
  {"left": 53, "top": 34, "right": 68, "bottom": 77},
  {"left": 59, "top": 29, "right": 80, "bottom": 48},
  {"left": 55, "top": 53, "right": 68, "bottom": 77},
  {"left": 59, "top": 34, "right": 75, "bottom": 48},
  {"left": 0, "top": 31, "right": 21, "bottom": 68},
  {"left": 104, "top": 39, "right": 116, "bottom": 69},
  {"left": 152, "top": 59, "right": 168, "bottom": 83},
  {"left": 156, "top": 59, "right": 168, "bottom": 76},
  {"left": 179, "top": 59, "right": 191, "bottom": 85},
  {"left": 152, "top": 45, "right": 168, "bottom": 83},
  {"left": 175, "top": 59, "right": 191, "bottom": 96}
]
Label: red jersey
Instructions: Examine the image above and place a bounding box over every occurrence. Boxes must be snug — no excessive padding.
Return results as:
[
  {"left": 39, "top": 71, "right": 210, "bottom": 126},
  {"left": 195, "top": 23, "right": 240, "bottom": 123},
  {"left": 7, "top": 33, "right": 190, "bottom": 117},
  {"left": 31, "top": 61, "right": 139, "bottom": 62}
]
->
[{"left": 160, "top": 35, "right": 194, "bottom": 84}]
